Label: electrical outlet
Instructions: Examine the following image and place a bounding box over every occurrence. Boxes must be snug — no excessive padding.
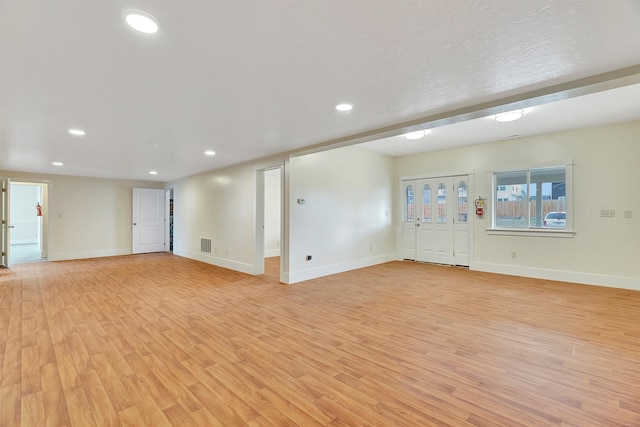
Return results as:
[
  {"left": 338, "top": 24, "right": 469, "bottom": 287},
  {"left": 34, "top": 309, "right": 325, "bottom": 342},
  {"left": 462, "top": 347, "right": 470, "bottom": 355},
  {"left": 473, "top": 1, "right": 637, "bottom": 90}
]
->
[
  {"left": 600, "top": 210, "right": 615, "bottom": 217},
  {"left": 624, "top": 210, "right": 632, "bottom": 219},
  {"left": 510, "top": 252, "right": 517, "bottom": 259}
]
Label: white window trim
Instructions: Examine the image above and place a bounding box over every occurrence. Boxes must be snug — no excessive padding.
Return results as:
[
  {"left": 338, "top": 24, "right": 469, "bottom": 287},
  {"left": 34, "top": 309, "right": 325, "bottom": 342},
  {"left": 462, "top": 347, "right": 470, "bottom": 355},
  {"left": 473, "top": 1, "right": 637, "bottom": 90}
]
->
[
  {"left": 486, "top": 228, "right": 575, "bottom": 237},
  {"left": 487, "top": 163, "right": 574, "bottom": 235}
]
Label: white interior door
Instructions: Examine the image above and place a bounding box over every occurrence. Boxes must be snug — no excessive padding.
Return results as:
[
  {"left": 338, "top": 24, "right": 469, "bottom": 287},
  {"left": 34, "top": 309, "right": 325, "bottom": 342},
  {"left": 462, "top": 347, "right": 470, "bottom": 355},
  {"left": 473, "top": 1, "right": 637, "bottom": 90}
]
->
[
  {"left": 1, "top": 178, "right": 11, "bottom": 267},
  {"left": 132, "top": 188, "right": 166, "bottom": 254}
]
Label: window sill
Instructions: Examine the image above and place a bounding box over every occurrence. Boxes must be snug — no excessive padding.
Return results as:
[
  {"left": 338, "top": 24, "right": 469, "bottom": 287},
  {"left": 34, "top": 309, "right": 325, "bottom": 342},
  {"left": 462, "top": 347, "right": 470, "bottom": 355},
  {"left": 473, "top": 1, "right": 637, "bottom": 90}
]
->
[{"left": 486, "top": 228, "right": 575, "bottom": 238}]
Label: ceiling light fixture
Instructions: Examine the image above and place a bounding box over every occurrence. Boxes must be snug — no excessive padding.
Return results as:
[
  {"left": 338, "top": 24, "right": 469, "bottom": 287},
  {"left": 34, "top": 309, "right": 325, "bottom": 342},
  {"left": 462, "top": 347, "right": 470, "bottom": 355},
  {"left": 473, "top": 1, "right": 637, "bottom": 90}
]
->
[
  {"left": 125, "top": 11, "right": 159, "bottom": 34},
  {"left": 404, "top": 130, "right": 431, "bottom": 140},
  {"left": 149, "top": 170, "right": 158, "bottom": 175},
  {"left": 204, "top": 150, "right": 216, "bottom": 156},
  {"left": 68, "top": 128, "right": 86, "bottom": 136},
  {"left": 335, "top": 103, "right": 353, "bottom": 112},
  {"left": 52, "top": 162, "right": 64, "bottom": 166},
  {"left": 494, "top": 109, "right": 524, "bottom": 122}
]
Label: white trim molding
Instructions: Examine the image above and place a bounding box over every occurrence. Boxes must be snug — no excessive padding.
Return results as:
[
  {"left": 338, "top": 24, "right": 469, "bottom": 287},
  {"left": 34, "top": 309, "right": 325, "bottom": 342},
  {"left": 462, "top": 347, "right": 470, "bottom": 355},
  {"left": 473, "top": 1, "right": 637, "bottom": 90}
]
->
[
  {"left": 173, "top": 249, "right": 255, "bottom": 276},
  {"left": 472, "top": 261, "right": 639, "bottom": 291},
  {"left": 287, "top": 253, "right": 396, "bottom": 284}
]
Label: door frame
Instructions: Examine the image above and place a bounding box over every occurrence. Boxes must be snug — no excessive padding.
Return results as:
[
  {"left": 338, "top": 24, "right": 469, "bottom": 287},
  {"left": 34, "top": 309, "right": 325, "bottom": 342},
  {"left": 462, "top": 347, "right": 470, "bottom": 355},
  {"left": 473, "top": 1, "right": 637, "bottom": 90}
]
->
[
  {"left": 1, "top": 178, "right": 51, "bottom": 267},
  {"left": 399, "top": 172, "right": 474, "bottom": 267},
  {"left": 164, "top": 188, "right": 173, "bottom": 252},
  {"left": 1, "top": 177, "right": 10, "bottom": 268}
]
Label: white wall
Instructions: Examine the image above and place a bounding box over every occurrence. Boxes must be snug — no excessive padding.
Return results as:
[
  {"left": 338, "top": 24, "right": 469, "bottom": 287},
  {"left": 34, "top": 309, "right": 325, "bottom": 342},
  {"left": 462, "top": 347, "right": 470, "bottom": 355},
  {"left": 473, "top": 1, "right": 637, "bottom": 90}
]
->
[
  {"left": 0, "top": 171, "right": 164, "bottom": 261},
  {"left": 264, "top": 168, "right": 281, "bottom": 257},
  {"left": 169, "top": 146, "right": 396, "bottom": 283},
  {"left": 288, "top": 146, "right": 396, "bottom": 283},
  {"left": 170, "top": 160, "right": 272, "bottom": 274},
  {"left": 395, "top": 120, "right": 640, "bottom": 290},
  {"left": 9, "top": 183, "right": 40, "bottom": 244}
]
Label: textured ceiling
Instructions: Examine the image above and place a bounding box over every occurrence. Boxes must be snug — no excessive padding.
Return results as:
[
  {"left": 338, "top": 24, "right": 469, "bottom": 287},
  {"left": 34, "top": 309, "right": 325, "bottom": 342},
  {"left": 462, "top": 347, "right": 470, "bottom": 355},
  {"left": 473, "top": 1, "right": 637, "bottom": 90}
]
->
[{"left": 1, "top": 1, "right": 639, "bottom": 181}]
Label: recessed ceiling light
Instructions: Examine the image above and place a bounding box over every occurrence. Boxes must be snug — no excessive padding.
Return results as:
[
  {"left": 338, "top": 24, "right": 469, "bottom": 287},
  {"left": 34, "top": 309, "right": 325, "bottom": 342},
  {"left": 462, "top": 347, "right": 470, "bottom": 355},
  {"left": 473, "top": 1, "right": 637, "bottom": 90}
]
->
[
  {"left": 125, "top": 11, "right": 159, "bottom": 34},
  {"left": 149, "top": 170, "right": 158, "bottom": 175},
  {"left": 52, "top": 162, "right": 64, "bottom": 166},
  {"left": 204, "top": 150, "right": 216, "bottom": 156},
  {"left": 404, "top": 130, "right": 431, "bottom": 140},
  {"left": 335, "top": 103, "right": 353, "bottom": 112},
  {"left": 494, "top": 110, "right": 524, "bottom": 122},
  {"left": 68, "top": 128, "right": 86, "bottom": 136}
]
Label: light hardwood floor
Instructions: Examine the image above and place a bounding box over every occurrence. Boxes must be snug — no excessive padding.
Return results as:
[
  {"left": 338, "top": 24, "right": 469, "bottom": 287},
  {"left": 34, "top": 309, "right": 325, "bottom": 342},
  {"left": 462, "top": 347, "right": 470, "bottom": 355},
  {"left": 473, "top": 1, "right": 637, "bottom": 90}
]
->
[{"left": 1, "top": 253, "right": 639, "bottom": 426}]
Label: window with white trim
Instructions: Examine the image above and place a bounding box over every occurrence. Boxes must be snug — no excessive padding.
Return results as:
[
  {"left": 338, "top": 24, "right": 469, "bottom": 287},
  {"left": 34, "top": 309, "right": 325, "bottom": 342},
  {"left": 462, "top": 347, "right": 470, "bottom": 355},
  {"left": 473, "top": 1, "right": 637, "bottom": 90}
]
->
[{"left": 493, "top": 166, "right": 568, "bottom": 230}]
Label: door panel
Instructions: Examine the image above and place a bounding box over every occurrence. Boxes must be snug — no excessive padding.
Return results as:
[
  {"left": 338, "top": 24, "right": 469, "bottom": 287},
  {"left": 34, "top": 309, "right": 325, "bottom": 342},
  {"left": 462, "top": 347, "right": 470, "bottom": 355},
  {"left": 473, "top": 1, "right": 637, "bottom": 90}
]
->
[
  {"left": 417, "top": 177, "right": 453, "bottom": 264},
  {"left": 402, "top": 182, "right": 417, "bottom": 260},
  {"left": 454, "top": 178, "right": 469, "bottom": 266},
  {"left": 416, "top": 179, "right": 434, "bottom": 262},
  {"left": 132, "top": 188, "right": 165, "bottom": 254}
]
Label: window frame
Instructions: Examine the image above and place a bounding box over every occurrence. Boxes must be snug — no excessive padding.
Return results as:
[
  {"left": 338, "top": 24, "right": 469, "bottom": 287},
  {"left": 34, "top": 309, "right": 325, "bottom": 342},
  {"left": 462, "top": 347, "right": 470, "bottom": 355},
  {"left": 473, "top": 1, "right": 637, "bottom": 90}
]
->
[{"left": 487, "top": 164, "right": 574, "bottom": 237}]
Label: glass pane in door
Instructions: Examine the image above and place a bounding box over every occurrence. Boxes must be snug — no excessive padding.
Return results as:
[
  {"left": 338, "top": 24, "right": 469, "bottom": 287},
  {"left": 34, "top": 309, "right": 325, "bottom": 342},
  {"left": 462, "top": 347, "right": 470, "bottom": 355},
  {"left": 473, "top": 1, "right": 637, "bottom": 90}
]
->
[
  {"left": 437, "top": 183, "right": 447, "bottom": 223},
  {"left": 457, "top": 181, "right": 468, "bottom": 223},
  {"left": 405, "top": 185, "right": 414, "bottom": 222},
  {"left": 422, "top": 184, "right": 431, "bottom": 223}
]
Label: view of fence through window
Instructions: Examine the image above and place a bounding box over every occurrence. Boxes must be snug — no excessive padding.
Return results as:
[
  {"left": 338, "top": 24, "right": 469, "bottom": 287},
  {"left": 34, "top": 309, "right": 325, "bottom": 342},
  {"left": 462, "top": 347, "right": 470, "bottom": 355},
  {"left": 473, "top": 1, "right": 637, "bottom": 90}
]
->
[{"left": 494, "top": 167, "right": 566, "bottom": 229}]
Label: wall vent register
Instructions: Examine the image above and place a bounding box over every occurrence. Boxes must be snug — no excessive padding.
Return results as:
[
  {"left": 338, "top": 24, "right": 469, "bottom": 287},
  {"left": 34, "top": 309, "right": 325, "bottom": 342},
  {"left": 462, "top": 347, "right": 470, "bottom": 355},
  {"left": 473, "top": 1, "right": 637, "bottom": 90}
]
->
[{"left": 200, "top": 238, "right": 212, "bottom": 254}]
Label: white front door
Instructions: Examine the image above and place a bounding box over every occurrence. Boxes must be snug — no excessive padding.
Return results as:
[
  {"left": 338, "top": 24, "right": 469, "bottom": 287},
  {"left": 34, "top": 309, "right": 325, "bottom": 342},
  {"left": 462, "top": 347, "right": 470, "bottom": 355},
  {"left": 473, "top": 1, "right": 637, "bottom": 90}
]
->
[
  {"left": 132, "top": 188, "right": 166, "bottom": 254},
  {"left": 402, "top": 175, "right": 469, "bottom": 267},
  {"left": 1, "top": 178, "right": 11, "bottom": 267},
  {"left": 417, "top": 177, "right": 453, "bottom": 264}
]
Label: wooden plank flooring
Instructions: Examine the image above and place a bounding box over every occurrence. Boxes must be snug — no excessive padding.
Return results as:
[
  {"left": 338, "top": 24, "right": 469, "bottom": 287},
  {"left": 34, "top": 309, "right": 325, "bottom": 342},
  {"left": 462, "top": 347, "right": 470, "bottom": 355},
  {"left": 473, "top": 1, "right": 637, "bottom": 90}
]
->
[{"left": 1, "top": 253, "right": 639, "bottom": 426}]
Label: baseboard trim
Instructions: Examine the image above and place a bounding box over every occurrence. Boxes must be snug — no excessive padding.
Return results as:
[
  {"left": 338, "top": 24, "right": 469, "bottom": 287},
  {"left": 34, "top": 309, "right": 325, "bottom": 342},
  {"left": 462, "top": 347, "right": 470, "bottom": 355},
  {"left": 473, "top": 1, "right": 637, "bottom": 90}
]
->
[
  {"left": 48, "top": 248, "right": 132, "bottom": 261},
  {"left": 174, "top": 249, "right": 255, "bottom": 275},
  {"left": 287, "top": 253, "right": 396, "bottom": 284},
  {"left": 10, "top": 239, "right": 38, "bottom": 245},
  {"left": 264, "top": 249, "right": 281, "bottom": 258},
  {"left": 472, "top": 262, "right": 640, "bottom": 291}
]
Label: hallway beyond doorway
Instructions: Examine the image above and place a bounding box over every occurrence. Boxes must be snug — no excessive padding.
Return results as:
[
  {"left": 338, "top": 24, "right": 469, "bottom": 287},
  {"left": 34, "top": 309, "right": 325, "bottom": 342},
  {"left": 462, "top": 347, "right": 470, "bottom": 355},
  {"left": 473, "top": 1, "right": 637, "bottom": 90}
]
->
[{"left": 10, "top": 243, "right": 45, "bottom": 264}]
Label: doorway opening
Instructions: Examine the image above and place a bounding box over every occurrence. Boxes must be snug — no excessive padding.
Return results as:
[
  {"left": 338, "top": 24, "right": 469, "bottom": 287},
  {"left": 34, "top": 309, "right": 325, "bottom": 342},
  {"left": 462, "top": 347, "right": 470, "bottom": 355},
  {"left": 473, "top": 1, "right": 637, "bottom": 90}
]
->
[
  {"left": 165, "top": 188, "right": 174, "bottom": 253},
  {"left": 256, "top": 166, "right": 284, "bottom": 281},
  {"left": 10, "top": 181, "right": 48, "bottom": 264}
]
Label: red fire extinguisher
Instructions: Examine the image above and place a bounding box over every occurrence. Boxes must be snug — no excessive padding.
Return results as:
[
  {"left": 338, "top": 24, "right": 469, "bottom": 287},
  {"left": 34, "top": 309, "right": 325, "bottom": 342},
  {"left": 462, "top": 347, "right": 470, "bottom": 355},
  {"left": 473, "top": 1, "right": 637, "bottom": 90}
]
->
[
  {"left": 36, "top": 202, "right": 43, "bottom": 217},
  {"left": 475, "top": 197, "right": 485, "bottom": 218}
]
